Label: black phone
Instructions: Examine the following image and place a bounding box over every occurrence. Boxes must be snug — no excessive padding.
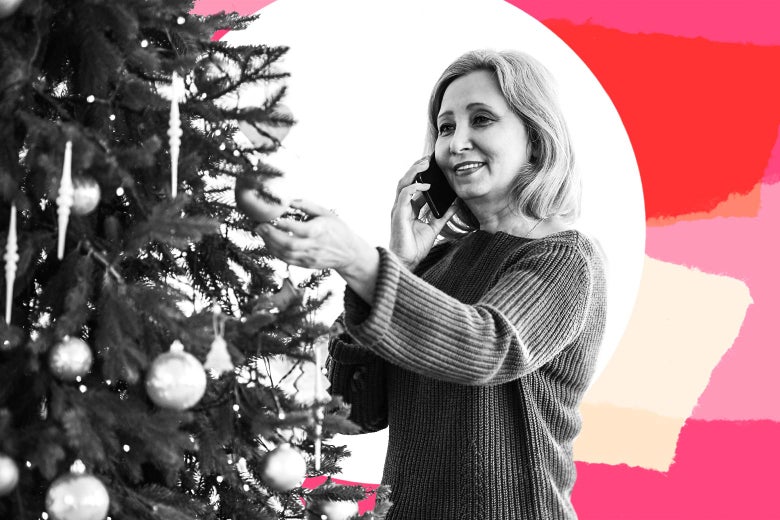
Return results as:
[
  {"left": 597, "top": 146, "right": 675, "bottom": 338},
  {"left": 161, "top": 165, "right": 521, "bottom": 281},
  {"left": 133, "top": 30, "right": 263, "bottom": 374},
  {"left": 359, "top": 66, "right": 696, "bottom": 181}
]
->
[{"left": 415, "top": 154, "right": 457, "bottom": 219}]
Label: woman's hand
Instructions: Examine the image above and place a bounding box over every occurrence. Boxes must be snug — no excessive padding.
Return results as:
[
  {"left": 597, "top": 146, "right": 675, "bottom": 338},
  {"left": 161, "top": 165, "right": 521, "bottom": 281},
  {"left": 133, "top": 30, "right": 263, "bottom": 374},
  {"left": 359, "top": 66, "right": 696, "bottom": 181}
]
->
[
  {"left": 256, "top": 200, "right": 380, "bottom": 303},
  {"left": 390, "top": 157, "right": 459, "bottom": 269}
]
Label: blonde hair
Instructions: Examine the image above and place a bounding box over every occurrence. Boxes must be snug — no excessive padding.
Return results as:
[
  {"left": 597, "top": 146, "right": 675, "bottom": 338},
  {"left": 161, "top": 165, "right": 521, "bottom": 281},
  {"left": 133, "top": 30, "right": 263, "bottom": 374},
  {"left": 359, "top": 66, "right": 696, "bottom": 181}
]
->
[{"left": 425, "top": 49, "right": 580, "bottom": 237}]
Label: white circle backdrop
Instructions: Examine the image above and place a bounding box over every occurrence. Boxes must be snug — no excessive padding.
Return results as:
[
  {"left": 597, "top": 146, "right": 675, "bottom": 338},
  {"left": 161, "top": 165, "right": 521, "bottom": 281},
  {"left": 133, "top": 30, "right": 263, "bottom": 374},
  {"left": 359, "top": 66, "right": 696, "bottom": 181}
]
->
[{"left": 225, "top": 0, "right": 645, "bottom": 483}]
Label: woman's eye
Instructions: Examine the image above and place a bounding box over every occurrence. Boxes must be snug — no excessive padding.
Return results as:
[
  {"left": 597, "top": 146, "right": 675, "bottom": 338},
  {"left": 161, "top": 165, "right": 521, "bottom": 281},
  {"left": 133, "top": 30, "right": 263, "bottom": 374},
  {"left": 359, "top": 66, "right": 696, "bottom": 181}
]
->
[
  {"left": 438, "top": 123, "right": 454, "bottom": 135},
  {"left": 473, "top": 114, "right": 493, "bottom": 126}
]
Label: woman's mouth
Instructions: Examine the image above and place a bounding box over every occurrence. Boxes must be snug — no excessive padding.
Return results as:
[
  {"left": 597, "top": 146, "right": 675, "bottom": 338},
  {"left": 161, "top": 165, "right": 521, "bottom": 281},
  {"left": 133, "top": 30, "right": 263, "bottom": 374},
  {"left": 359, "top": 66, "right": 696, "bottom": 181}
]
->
[{"left": 453, "top": 161, "right": 485, "bottom": 175}]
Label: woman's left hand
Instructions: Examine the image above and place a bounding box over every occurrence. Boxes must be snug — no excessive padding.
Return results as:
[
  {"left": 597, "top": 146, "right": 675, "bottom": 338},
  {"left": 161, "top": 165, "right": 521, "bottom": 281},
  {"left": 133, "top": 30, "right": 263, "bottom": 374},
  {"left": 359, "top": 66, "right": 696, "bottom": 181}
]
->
[
  {"left": 256, "top": 199, "right": 367, "bottom": 270},
  {"left": 257, "top": 200, "right": 381, "bottom": 303}
]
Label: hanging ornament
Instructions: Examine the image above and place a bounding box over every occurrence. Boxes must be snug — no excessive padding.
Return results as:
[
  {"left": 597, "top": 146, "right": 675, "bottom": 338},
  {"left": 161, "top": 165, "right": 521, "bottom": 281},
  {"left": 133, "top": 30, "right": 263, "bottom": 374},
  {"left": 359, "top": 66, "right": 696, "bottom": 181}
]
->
[
  {"left": 49, "top": 336, "right": 93, "bottom": 381},
  {"left": 71, "top": 176, "right": 101, "bottom": 216},
  {"left": 168, "top": 72, "right": 185, "bottom": 198},
  {"left": 145, "top": 340, "right": 207, "bottom": 410},
  {"left": 312, "top": 340, "right": 326, "bottom": 471},
  {"left": 57, "top": 141, "right": 74, "bottom": 260},
  {"left": 234, "top": 173, "right": 291, "bottom": 223},
  {"left": 204, "top": 307, "right": 234, "bottom": 377},
  {"left": 45, "top": 460, "right": 109, "bottom": 520},
  {"left": 259, "top": 443, "right": 307, "bottom": 492},
  {"left": 238, "top": 103, "right": 293, "bottom": 150},
  {"left": 4, "top": 204, "right": 18, "bottom": 325},
  {"left": 253, "top": 276, "right": 303, "bottom": 313},
  {"left": 0, "top": 453, "right": 19, "bottom": 496},
  {"left": 0, "top": 0, "right": 24, "bottom": 18},
  {"left": 306, "top": 499, "right": 360, "bottom": 520}
]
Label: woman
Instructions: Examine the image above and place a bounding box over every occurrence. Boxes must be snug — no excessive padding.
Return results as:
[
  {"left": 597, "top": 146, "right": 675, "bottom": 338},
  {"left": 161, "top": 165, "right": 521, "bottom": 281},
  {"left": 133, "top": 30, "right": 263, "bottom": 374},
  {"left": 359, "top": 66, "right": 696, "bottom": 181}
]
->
[{"left": 258, "top": 49, "right": 607, "bottom": 519}]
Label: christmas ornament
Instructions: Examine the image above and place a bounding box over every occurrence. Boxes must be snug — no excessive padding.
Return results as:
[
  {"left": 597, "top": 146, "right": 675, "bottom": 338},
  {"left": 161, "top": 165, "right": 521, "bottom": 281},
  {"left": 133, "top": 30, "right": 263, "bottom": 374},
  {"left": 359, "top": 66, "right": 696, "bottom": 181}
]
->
[
  {"left": 235, "top": 174, "right": 290, "bottom": 223},
  {"left": 45, "top": 460, "right": 109, "bottom": 520},
  {"left": 263, "top": 353, "right": 330, "bottom": 405},
  {"left": 238, "top": 103, "right": 293, "bottom": 149},
  {"left": 306, "top": 499, "right": 359, "bottom": 520},
  {"left": 57, "top": 141, "right": 73, "bottom": 260},
  {"left": 4, "top": 204, "right": 18, "bottom": 324},
  {"left": 0, "top": 454, "right": 19, "bottom": 496},
  {"left": 204, "top": 307, "right": 234, "bottom": 377},
  {"left": 145, "top": 340, "right": 207, "bottom": 410},
  {"left": 0, "top": 0, "right": 24, "bottom": 19},
  {"left": 168, "top": 72, "right": 185, "bottom": 198},
  {"left": 49, "top": 336, "right": 93, "bottom": 381},
  {"left": 71, "top": 176, "right": 101, "bottom": 216},
  {"left": 260, "top": 443, "right": 307, "bottom": 492},
  {"left": 254, "top": 276, "right": 303, "bottom": 313}
]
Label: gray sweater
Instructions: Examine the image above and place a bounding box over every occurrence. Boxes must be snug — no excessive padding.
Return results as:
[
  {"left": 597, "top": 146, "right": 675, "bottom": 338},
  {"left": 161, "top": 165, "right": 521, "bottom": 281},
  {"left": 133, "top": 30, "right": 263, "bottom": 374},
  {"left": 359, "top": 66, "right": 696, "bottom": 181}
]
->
[{"left": 327, "top": 229, "right": 606, "bottom": 519}]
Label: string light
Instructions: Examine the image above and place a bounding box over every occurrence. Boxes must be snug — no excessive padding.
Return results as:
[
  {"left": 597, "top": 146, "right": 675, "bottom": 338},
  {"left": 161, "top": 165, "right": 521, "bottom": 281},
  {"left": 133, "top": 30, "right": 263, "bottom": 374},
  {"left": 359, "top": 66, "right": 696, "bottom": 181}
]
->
[
  {"left": 140, "top": 39, "right": 149, "bottom": 48},
  {"left": 177, "top": 16, "right": 185, "bottom": 24},
  {"left": 109, "top": 114, "right": 116, "bottom": 121},
  {"left": 78, "top": 385, "right": 87, "bottom": 393},
  {"left": 123, "top": 445, "right": 130, "bottom": 453},
  {"left": 86, "top": 95, "right": 95, "bottom": 103},
  {"left": 115, "top": 187, "right": 124, "bottom": 197}
]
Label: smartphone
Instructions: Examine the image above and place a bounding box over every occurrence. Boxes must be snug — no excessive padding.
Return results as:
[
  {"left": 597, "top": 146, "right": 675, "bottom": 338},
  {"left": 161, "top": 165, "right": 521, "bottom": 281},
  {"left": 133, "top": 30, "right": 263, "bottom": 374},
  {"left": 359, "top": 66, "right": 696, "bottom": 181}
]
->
[{"left": 415, "top": 154, "right": 457, "bottom": 219}]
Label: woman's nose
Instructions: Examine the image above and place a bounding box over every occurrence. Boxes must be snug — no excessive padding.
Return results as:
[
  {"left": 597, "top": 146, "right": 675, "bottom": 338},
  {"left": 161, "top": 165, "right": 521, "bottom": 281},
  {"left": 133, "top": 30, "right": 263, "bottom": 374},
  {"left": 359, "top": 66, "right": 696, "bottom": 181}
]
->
[{"left": 449, "top": 126, "right": 473, "bottom": 154}]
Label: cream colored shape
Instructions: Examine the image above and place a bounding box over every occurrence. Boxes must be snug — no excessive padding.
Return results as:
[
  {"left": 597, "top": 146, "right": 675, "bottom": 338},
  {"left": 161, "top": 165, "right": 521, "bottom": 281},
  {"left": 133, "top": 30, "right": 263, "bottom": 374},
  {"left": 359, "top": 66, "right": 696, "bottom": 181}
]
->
[{"left": 574, "top": 256, "right": 753, "bottom": 471}]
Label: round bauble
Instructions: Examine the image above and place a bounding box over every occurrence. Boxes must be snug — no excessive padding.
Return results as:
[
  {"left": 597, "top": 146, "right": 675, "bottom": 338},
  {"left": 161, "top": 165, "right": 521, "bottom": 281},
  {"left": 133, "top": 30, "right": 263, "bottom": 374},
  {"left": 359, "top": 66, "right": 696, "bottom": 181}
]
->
[
  {"left": 306, "top": 499, "right": 360, "bottom": 520},
  {"left": 145, "top": 340, "right": 207, "bottom": 410},
  {"left": 0, "top": 454, "right": 19, "bottom": 496},
  {"left": 46, "top": 471, "right": 110, "bottom": 520},
  {"left": 238, "top": 103, "right": 293, "bottom": 149},
  {"left": 235, "top": 174, "right": 290, "bottom": 223},
  {"left": 49, "top": 336, "right": 93, "bottom": 381},
  {"left": 260, "top": 443, "right": 307, "bottom": 492},
  {"left": 0, "top": 0, "right": 24, "bottom": 19},
  {"left": 71, "top": 176, "right": 101, "bottom": 216}
]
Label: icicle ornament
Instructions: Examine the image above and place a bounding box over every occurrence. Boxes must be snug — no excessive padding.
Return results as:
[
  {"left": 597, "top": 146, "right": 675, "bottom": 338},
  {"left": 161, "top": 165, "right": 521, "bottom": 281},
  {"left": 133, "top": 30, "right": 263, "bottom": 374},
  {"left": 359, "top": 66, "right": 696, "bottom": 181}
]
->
[
  {"left": 4, "top": 205, "right": 18, "bottom": 325},
  {"left": 168, "top": 72, "right": 185, "bottom": 198},
  {"left": 314, "top": 348, "right": 323, "bottom": 471},
  {"left": 56, "top": 141, "right": 73, "bottom": 260}
]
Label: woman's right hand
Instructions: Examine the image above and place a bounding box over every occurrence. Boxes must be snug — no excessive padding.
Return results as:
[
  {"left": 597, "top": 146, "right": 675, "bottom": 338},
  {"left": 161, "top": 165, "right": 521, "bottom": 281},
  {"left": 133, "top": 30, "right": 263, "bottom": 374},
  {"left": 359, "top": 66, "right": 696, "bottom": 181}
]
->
[{"left": 389, "top": 157, "right": 459, "bottom": 269}]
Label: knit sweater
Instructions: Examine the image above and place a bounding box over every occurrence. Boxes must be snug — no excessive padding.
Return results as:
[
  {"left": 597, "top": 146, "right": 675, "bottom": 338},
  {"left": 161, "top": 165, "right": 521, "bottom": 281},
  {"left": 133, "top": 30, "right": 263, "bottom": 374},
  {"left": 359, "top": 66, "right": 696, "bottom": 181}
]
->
[{"left": 327, "top": 229, "right": 606, "bottom": 520}]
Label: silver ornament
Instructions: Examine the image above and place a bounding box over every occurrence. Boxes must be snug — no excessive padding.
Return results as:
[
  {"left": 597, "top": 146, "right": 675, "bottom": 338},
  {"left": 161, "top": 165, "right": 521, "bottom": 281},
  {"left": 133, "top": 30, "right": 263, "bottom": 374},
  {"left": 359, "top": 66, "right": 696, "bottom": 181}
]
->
[
  {"left": 71, "top": 176, "right": 101, "bottom": 216},
  {"left": 0, "top": 454, "right": 19, "bottom": 496},
  {"left": 145, "top": 340, "right": 207, "bottom": 410},
  {"left": 260, "top": 443, "right": 307, "bottom": 492},
  {"left": 49, "top": 337, "right": 93, "bottom": 381},
  {"left": 45, "top": 469, "right": 110, "bottom": 520}
]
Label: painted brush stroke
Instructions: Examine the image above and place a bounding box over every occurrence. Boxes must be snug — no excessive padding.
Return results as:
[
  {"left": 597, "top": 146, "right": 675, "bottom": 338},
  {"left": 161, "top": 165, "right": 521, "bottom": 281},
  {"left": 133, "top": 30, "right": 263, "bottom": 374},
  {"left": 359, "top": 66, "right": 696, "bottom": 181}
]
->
[
  {"left": 528, "top": 20, "right": 780, "bottom": 220},
  {"left": 574, "top": 257, "right": 751, "bottom": 470},
  {"left": 646, "top": 182, "right": 780, "bottom": 421}
]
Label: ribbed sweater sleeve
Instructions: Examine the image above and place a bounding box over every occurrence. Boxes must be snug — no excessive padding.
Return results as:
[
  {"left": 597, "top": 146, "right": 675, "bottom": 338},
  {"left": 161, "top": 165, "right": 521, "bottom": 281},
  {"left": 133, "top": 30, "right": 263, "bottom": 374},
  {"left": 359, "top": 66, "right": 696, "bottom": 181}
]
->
[{"left": 343, "top": 238, "right": 593, "bottom": 386}]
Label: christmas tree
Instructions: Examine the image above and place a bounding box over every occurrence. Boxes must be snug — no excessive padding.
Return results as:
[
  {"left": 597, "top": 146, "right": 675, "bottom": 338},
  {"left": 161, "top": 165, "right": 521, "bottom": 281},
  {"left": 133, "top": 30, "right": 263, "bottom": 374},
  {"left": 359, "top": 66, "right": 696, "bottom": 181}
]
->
[{"left": 0, "top": 0, "right": 389, "bottom": 518}]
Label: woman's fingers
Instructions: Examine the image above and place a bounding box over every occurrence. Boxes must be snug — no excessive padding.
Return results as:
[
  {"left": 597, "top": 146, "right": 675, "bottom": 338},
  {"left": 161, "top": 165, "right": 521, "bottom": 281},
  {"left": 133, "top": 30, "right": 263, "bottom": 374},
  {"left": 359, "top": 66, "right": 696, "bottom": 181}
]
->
[
  {"left": 395, "top": 156, "right": 430, "bottom": 195},
  {"left": 258, "top": 224, "right": 314, "bottom": 257},
  {"left": 272, "top": 217, "right": 313, "bottom": 237},
  {"left": 289, "top": 198, "right": 332, "bottom": 217},
  {"left": 395, "top": 183, "right": 430, "bottom": 216}
]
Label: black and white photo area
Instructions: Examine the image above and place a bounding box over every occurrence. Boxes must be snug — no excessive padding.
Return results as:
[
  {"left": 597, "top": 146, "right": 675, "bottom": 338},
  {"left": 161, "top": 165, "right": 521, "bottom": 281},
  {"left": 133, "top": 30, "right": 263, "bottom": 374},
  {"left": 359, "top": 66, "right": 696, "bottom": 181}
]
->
[{"left": 226, "top": 0, "right": 643, "bottom": 504}]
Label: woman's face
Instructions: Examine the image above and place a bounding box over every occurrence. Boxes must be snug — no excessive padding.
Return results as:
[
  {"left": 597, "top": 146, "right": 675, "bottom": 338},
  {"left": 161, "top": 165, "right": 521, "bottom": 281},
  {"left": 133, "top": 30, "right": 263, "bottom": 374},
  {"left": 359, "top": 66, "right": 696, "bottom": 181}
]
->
[{"left": 434, "top": 70, "right": 531, "bottom": 210}]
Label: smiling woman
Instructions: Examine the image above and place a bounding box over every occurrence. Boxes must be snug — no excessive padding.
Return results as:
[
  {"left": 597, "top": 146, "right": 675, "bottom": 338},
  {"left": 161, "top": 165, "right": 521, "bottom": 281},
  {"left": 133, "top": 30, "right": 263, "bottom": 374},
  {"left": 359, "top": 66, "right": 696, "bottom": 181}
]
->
[{"left": 257, "top": 49, "right": 608, "bottom": 519}]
